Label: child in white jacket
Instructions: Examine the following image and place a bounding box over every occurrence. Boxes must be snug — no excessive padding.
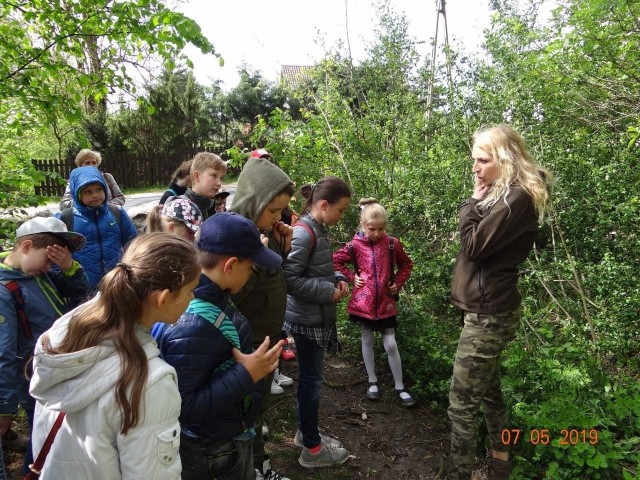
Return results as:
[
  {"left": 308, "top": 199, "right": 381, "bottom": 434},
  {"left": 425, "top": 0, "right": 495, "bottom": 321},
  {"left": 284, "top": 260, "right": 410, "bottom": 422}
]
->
[{"left": 29, "top": 233, "right": 200, "bottom": 480}]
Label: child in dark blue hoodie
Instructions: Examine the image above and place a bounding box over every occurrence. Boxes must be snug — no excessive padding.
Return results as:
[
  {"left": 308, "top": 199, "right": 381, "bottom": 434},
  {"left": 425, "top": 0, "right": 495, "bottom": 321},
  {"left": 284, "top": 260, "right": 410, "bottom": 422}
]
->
[
  {"left": 158, "top": 213, "right": 284, "bottom": 480},
  {"left": 56, "top": 166, "right": 137, "bottom": 289}
]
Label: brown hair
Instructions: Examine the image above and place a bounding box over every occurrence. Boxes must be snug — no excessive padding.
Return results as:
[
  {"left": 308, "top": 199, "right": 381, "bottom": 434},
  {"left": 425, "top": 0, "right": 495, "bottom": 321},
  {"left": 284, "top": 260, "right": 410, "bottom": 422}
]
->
[
  {"left": 190, "top": 152, "right": 227, "bottom": 175},
  {"left": 13, "top": 233, "right": 67, "bottom": 252},
  {"left": 42, "top": 233, "right": 200, "bottom": 434},
  {"left": 170, "top": 160, "right": 193, "bottom": 182},
  {"left": 74, "top": 149, "right": 102, "bottom": 167},
  {"left": 300, "top": 176, "right": 351, "bottom": 215}
]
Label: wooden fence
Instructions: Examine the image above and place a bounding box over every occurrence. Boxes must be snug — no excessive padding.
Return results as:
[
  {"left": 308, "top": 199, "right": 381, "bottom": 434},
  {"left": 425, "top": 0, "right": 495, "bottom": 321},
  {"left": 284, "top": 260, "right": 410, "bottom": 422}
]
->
[{"left": 33, "top": 147, "right": 214, "bottom": 197}]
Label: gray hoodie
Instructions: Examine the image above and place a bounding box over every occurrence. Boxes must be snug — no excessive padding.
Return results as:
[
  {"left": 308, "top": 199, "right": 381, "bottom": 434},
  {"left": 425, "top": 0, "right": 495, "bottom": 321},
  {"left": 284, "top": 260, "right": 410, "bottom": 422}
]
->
[
  {"left": 29, "top": 304, "right": 182, "bottom": 480},
  {"left": 229, "top": 158, "right": 294, "bottom": 344}
]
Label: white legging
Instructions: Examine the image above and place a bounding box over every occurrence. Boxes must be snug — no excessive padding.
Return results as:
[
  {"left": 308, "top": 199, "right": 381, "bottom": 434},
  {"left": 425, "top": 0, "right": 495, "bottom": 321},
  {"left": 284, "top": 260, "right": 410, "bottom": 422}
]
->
[{"left": 361, "top": 327, "right": 404, "bottom": 390}]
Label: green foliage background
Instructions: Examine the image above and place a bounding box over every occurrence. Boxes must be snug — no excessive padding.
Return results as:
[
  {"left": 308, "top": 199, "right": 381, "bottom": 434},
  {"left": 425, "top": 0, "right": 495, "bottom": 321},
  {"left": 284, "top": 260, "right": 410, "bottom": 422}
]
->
[{"left": 1, "top": 0, "right": 638, "bottom": 477}]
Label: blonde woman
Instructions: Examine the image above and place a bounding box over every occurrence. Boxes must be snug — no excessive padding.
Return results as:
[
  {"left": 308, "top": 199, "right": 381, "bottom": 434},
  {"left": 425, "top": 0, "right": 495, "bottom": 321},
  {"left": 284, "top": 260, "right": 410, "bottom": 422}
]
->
[
  {"left": 448, "top": 125, "right": 551, "bottom": 480},
  {"left": 59, "top": 149, "right": 125, "bottom": 210}
]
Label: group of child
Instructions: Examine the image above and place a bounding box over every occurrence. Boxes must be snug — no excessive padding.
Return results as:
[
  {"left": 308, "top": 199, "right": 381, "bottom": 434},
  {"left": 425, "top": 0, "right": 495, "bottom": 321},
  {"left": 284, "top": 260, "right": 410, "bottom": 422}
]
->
[{"left": 0, "top": 147, "right": 416, "bottom": 480}]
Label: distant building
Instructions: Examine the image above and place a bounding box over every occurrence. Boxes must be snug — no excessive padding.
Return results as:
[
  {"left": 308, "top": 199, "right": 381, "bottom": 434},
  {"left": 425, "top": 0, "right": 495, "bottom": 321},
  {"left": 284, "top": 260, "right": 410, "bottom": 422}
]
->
[{"left": 280, "top": 65, "right": 315, "bottom": 90}]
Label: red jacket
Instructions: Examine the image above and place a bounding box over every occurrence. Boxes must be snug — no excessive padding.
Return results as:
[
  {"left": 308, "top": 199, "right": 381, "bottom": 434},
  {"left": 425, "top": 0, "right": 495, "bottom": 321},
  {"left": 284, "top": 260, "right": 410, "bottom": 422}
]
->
[{"left": 333, "top": 232, "right": 413, "bottom": 320}]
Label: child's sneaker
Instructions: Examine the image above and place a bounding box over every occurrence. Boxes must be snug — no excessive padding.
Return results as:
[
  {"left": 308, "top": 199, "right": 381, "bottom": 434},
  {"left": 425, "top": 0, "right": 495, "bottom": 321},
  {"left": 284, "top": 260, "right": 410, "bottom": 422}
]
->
[
  {"left": 293, "top": 430, "right": 343, "bottom": 448},
  {"left": 298, "top": 442, "right": 350, "bottom": 468},
  {"left": 274, "top": 368, "right": 293, "bottom": 387},
  {"left": 270, "top": 379, "right": 284, "bottom": 395},
  {"left": 365, "top": 381, "right": 381, "bottom": 400},
  {"left": 255, "top": 456, "right": 290, "bottom": 480},
  {"left": 262, "top": 424, "right": 269, "bottom": 440},
  {"left": 280, "top": 338, "right": 296, "bottom": 361},
  {"left": 395, "top": 388, "right": 417, "bottom": 408}
]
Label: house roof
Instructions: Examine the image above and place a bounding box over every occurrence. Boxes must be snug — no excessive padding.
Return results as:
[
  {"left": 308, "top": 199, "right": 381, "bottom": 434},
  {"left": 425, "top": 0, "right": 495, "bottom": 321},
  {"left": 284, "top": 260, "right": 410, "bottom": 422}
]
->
[{"left": 280, "top": 65, "right": 315, "bottom": 89}]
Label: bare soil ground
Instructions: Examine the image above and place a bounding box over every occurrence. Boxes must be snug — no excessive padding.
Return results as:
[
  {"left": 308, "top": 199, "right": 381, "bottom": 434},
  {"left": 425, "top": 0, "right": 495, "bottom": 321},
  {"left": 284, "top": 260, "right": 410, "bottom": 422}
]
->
[
  {"left": 265, "top": 352, "right": 451, "bottom": 480},
  {"left": 4, "top": 352, "right": 452, "bottom": 480}
]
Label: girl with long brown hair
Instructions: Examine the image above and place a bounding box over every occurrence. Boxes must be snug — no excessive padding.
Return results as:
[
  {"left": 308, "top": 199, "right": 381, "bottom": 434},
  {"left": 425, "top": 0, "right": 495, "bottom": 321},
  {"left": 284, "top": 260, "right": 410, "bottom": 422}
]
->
[{"left": 29, "top": 233, "right": 200, "bottom": 480}]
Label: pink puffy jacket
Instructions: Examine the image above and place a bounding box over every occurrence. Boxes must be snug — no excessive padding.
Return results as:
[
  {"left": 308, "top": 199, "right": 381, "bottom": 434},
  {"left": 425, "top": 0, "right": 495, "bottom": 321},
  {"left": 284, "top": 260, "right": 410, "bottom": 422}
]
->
[{"left": 333, "top": 232, "right": 413, "bottom": 321}]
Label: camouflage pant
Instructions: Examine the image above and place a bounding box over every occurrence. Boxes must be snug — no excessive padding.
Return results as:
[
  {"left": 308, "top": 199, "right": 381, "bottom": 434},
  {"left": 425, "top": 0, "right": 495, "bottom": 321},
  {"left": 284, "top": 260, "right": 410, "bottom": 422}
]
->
[{"left": 447, "top": 309, "right": 520, "bottom": 480}]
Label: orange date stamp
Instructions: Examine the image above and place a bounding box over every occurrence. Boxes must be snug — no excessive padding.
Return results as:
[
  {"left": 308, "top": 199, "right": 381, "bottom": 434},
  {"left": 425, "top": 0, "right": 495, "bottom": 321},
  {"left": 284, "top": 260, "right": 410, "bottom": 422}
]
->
[{"left": 500, "top": 428, "right": 599, "bottom": 446}]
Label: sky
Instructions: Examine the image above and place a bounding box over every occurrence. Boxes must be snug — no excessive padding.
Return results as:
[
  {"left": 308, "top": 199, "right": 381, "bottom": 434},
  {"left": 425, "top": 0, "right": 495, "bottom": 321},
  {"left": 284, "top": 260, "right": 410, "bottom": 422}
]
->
[{"left": 176, "top": 0, "right": 493, "bottom": 89}]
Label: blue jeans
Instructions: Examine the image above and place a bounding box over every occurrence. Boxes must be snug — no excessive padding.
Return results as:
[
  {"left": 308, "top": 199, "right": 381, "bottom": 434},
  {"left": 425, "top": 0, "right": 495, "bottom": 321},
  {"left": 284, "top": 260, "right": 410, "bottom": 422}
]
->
[
  {"left": 292, "top": 333, "right": 324, "bottom": 449},
  {"left": 180, "top": 434, "right": 254, "bottom": 480}
]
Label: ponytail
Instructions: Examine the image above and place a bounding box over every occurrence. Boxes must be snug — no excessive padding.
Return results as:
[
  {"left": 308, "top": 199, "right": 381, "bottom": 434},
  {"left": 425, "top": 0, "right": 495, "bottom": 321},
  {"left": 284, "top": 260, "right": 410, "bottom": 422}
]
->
[
  {"left": 146, "top": 205, "right": 163, "bottom": 233},
  {"left": 300, "top": 176, "right": 351, "bottom": 216},
  {"left": 44, "top": 233, "right": 200, "bottom": 434}
]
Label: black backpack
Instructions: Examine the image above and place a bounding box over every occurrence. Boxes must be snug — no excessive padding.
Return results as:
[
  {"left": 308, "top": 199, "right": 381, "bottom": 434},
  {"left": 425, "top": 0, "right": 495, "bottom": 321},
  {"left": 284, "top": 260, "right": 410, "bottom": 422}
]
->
[{"left": 60, "top": 204, "right": 125, "bottom": 244}]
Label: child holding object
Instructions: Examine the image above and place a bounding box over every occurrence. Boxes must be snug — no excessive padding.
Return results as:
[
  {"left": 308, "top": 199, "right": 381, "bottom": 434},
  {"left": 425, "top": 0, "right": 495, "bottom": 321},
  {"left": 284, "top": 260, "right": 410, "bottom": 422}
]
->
[
  {"left": 282, "top": 177, "right": 352, "bottom": 469},
  {"left": 333, "top": 198, "right": 415, "bottom": 407}
]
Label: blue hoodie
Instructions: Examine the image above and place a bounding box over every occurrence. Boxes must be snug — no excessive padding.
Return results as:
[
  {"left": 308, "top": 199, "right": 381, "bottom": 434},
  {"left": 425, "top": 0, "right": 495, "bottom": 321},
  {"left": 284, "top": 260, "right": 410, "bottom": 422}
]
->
[
  {"left": 0, "top": 253, "right": 88, "bottom": 415},
  {"left": 55, "top": 167, "right": 137, "bottom": 288}
]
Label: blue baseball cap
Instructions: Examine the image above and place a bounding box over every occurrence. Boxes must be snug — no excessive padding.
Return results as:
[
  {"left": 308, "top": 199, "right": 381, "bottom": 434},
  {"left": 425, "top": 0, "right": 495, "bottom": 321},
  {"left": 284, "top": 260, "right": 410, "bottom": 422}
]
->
[{"left": 197, "top": 212, "right": 282, "bottom": 270}]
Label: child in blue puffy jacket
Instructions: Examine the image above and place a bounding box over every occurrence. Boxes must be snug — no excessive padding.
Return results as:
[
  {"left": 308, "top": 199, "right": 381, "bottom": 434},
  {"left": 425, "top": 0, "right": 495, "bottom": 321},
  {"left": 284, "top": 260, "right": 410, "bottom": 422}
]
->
[{"left": 56, "top": 166, "right": 137, "bottom": 289}]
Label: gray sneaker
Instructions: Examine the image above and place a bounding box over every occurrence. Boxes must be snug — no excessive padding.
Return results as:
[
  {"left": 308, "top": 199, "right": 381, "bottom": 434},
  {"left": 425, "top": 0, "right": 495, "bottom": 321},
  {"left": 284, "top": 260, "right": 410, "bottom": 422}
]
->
[
  {"left": 293, "top": 430, "right": 343, "bottom": 448},
  {"left": 298, "top": 442, "right": 349, "bottom": 468}
]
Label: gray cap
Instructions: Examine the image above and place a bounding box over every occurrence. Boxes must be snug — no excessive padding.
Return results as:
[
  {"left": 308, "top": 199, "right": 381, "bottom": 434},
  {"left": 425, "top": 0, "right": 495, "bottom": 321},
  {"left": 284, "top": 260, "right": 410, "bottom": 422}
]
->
[{"left": 16, "top": 217, "right": 86, "bottom": 252}]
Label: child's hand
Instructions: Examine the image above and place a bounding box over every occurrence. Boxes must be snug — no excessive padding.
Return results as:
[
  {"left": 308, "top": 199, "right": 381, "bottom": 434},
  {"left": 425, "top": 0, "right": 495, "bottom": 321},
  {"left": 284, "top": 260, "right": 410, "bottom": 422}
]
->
[
  {"left": 388, "top": 283, "right": 399, "bottom": 295},
  {"left": 332, "top": 281, "right": 349, "bottom": 302},
  {"left": 272, "top": 221, "right": 294, "bottom": 253},
  {"left": 354, "top": 274, "right": 365, "bottom": 288},
  {"left": 259, "top": 233, "right": 269, "bottom": 248},
  {"left": 47, "top": 245, "right": 73, "bottom": 272},
  {"left": 337, "top": 280, "right": 349, "bottom": 297},
  {"left": 232, "top": 336, "right": 282, "bottom": 383}
]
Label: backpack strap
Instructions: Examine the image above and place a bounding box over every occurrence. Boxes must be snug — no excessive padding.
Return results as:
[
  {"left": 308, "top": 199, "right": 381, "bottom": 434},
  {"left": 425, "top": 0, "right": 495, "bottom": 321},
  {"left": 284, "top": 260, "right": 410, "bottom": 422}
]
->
[
  {"left": 388, "top": 236, "right": 396, "bottom": 284},
  {"left": 61, "top": 204, "right": 124, "bottom": 244},
  {"left": 0, "top": 280, "right": 33, "bottom": 339},
  {"left": 294, "top": 220, "right": 317, "bottom": 256},
  {"left": 348, "top": 242, "right": 360, "bottom": 275},
  {"left": 25, "top": 411, "right": 66, "bottom": 479},
  {"left": 106, "top": 203, "right": 124, "bottom": 245},
  {"left": 60, "top": 208, "right": 74, "bottom": 232}
]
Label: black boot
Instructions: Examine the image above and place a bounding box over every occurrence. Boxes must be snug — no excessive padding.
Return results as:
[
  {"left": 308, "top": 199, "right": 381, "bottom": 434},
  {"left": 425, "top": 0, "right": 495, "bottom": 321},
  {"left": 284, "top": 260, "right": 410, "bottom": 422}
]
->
[{"left": 488, "top": 457, "right": 512, "bottom": 480}]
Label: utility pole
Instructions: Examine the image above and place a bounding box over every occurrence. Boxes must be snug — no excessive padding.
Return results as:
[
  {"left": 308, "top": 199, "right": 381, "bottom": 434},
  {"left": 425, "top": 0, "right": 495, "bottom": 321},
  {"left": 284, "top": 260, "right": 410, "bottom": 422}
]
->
[{"left": 425, "top": 0, "right": 453, "bottom": 123}]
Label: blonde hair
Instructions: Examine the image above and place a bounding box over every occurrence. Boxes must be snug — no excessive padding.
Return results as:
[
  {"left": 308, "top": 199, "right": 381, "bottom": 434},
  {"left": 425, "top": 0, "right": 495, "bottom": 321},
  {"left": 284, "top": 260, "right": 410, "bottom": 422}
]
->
[
  {"left": 74, "top": 149, "right": 102, "bottom": 167},
  {"left": 42, "top": 233, "right": 200, "bottom": 434},
  {"left": 190, "top": 152, "right": 227, "bottom": 176},
  {"left": 145, "top": 205, "right": 183, "bottom": 233},
  {"left": 359, "top": 198, "right": 388, "bottom": 230},
  {"left": 473, "top": 125, "right": 551, "bottom": 221}
]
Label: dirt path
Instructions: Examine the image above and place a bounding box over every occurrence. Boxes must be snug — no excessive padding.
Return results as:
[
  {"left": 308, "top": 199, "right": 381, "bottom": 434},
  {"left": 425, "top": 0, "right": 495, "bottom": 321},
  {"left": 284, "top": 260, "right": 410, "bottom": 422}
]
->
[{"left": 266, "top": 352, "right": 451, "bottom": 480}]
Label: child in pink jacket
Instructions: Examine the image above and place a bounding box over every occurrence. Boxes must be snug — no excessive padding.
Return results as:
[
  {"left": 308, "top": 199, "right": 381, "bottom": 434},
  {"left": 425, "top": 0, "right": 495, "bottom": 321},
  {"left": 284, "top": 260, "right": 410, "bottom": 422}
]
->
[{"left": 333, "top": 198, "right": 415, "bottom": 407}]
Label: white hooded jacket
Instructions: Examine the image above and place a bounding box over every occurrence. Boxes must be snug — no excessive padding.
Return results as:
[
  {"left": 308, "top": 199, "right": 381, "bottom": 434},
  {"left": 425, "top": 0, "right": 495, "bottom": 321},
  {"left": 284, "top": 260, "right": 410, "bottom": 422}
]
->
[{"left": 29, "top": 306, "right": 182, "bottom": 480}]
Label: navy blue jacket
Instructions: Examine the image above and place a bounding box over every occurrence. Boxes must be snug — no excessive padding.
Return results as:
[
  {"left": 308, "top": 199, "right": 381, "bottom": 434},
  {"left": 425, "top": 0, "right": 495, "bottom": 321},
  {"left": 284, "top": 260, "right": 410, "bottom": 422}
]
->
[
  {"left": 55, "top": 167, "right": 137, "bottom": 288},
  {"left": 158, "top": 275, "right": 262, "bottom": 441}
]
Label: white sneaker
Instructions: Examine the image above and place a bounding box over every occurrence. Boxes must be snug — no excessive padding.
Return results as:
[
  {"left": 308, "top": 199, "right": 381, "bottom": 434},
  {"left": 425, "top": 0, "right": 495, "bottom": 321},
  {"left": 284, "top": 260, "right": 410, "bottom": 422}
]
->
[
  {"left": 271, "top": 379, "right": 284, "bottom": 395},
  {"left": 293, "top": 429, "right": 343, "bottom": 448},
  {"left": 255, "top": 456, "right": 290, "bottom": 480},
  {"left": 274, "top": 368, "right": 293, "bottom": 387},
  {"left": 262, "top": 424, "right": 269, "bottom": 440}
]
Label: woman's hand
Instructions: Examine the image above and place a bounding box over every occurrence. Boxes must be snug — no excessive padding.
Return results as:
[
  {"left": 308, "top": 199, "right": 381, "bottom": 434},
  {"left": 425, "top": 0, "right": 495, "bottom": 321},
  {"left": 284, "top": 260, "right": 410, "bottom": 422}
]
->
[
  {"left": 387, "top": 282, "right": 399, "bottom": 295},
  {"left": 472, "top": 176, "right": 490, "bottom": 200},
  {"left": 354, "top": 274, "right": 365, "bottom": 288},
  {"left": 232, "top": 336, "right": 282, "bottom": 382}
]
